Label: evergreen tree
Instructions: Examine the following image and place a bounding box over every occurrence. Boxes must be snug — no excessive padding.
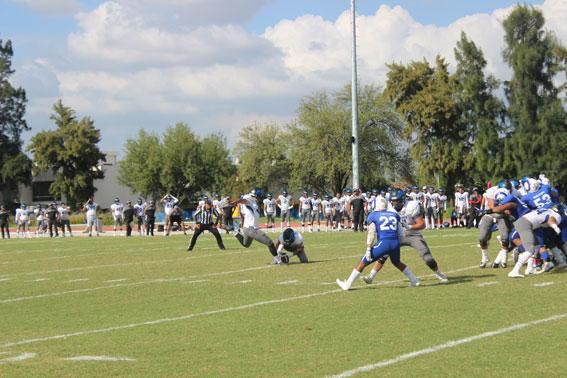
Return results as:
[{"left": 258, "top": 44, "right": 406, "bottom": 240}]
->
[
  {"left": 384, "top": 56, "right": 465, "bottom": 190},
  {"left": 0, "top": 39, "right": 32, "bottom": 195},
  {"left": 453, "top": 32, "right": 506, "bottom": 186},
  {"left": 502, "top": 5, "right": 567, "bottom": 190},
  {"left": 27, "top": 100, "right": 106, "bottom": 208}
]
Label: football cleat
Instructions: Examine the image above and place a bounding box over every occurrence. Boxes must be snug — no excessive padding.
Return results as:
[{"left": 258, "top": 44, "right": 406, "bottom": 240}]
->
[
  {"left": 336, "top": 279, "right": 350, "bottom": 291},
  {"left": 540, "top": 261, "right": 555, "bottom": 273},
  {"left": 436, "top": 273, "right": 449, "bottom": 282},
  {"left": 479, "top": 258, "right": 490, "bottom": 268},
  {"left": 491, "top": 262, "right": 499, "bottom": 269},
  {"left": 409, "top": 279, "right": 421, "bottom": 287},
  {"left": 360, "top": 276, "right": 373, "bottom": 284},
  {"left": 508, "top": 271, "right": 524, "bottom": 278},
  {"left": 501, "top": 262, "right": 507, "bottom": 268}
]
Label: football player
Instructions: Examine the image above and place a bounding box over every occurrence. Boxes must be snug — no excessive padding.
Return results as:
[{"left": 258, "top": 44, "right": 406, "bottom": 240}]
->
[
  {"left": 263, "top": 193, "right": 276, "bottom": 232},
  {"left": 15, "top": 204, "right": 31, "bottom": 238},
  {"left": 275, "top": 190, "right": 295, "bottom": 232},
  {"left": 436, "top": 188, "right": 447, "bottom": 229},
  {"left": 58, "top": 202, "right": 73, "bottom": 237},
  {"left": 161, "top": 194, "right": 179, "bottom": 236},
  {"left": 110, "top": 198, "right": 124, "bottom": 236},
  {"left": 298, "top": 190, "right": 313, "bottom": 233},
  {"left": 311, "top": 193, "right": 322, "bottom": 232},
  {"left": 336, "top": 196, "right": 421, "bottom": 290},
  {"left": 360, "top": 189, "right": 448, "bottom": 283},
  {"left": 134, "top": 198, "right": 146, "bottom": 236},
  {"left": 321, "top": 194, "right": 334, "bottom": 231},
  {"left": 454, "top": 185, "right": 469, "bottom": 227},
  {"left": 232, "top": 189, "right": 281, "bottom": 264},
  {"left": 275, "top": 228, "right": 309, "bottom": 264}
]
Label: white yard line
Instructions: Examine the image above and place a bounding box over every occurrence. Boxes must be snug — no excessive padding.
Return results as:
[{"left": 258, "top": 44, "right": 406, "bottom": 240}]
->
[
  {"left": 105, "top": 279, "right": 128, "bottom": 283},
  {"left": 66, "top": 278, "right": 89, "bottom": 283},
  {"left": 24, "top": 278, "right": 50, "bottom": 282},
  {"left": 0, "top": 353, "right": 37, "bottom": 362},
  {"left": 533, "top": 282, "right": 555, "bottom": 287},
  {"left": 277, "top": 280, "right": 298, "bottom": 285},
  {"left": 326, "top": 314, "right": 567, "bottom": 378},
  {"left": 0, "top": 265, "right": 479, "bottom": 348},
  {"left": 62, "top": 355, "right": 136, "bottom": 361},
  {"left": 227, "top": 280, "right": 253, "bottom": 284},
  {"left": 477, "top": 282, "right": 500, "bottom": 287}
]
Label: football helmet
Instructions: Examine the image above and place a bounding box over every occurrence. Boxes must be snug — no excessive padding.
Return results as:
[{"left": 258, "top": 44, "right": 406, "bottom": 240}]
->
[
  {"left": 374, "top": 196, "right": 388, "bottom": 211},
  {"left": 283, "top": 228, "right": 295, "bottom": 244},
  {"left": 391, "top": 189, "right": 405, "bottom": 211},
  {"left": 521, "top": 176, "right": 541, "bottom": 194}
]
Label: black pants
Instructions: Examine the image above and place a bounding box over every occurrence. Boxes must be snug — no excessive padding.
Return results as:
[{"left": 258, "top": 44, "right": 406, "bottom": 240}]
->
[
  {"left": 1, "top": 222, "right": 9, "bottom": 238},
  {"left": 125, "top": 217, "right": 134, "bottom": 236},
  {"left": 146, "top": 218, "right": 155, "bottom": 236},
  {"left": 48, "top": 219, "right": 59, "bottom": 237},
  {"left": 188, "top": 224, "right": 225, "bottom": 250},
  {"left": 352, "top": 210, "right": 365, "bottom": 232},
  {"left": 222, "top": 214, "right": 234, "bottom": 231},
  {"left": 136, "top": 216, "right": 144, "bottom": 232}
]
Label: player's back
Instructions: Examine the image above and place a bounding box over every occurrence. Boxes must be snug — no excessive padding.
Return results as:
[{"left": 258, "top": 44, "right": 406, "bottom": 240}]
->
[
  {"left": 367, "top": 210, "right": 400, "bottom": 240},
  {"left": 521, "top": 184, "right": 554, "bottom": 209}
]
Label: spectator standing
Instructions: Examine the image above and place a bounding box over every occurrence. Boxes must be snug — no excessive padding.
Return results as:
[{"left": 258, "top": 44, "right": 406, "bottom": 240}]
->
[
  {"left": 123, "top": 200, "right": 136, "bottom": 237},
  {"left": 144, "top": 200, "right": 157, "bottom": 236},
  {"left": 45, "top": 202, "right": 59, "bottom": 238},
  {"left": 0, "top": 205, "right": 10, "bottom": 239},
  {"left": 348, "top": 189, "right": 367, "bottom": 232}
]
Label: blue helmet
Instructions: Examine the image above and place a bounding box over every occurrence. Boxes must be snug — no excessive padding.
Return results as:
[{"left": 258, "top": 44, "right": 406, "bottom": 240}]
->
[
  {"left": 114, "top": 197, "right": 119, "bottom": 202},
  {"left": 498, "top": 180, "right": 512, "bottom": 191},
  {"left": 510, "top": 180, "right": 520, "bottom": 189},
  {"left": 438, "top": 188, "right": 444, "bottom": 192},
  {"left": 267, "top": 193, "right": 272, "bottom": 197},
  {"left": 302, "top": 190, "right": 308, "bottom": 194},
  {"left": 324, "top": 194, "right": 329, "bottom": 199},
  {"left": 312, "top": 192, "right": 318, "bottom": 196},
  {"left": 282, "top": 190, "right": 288, "bottom": 194},
  {"left": 372, "top": 188, "right": 378, "bottom": 193},
  {"left": 387, "top": 186, "right": 392, "bottom": 191},
  {"left": 137, "top": 197, "right": 143, "bottom": 202},
  {"left": 366, "top": 191, "right": 371, "bottom": 196}
]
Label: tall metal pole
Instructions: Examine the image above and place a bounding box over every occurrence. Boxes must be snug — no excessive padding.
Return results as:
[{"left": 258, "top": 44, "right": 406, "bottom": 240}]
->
[{"left": 350, "top": 0, "right": 360, "bottom": 190}]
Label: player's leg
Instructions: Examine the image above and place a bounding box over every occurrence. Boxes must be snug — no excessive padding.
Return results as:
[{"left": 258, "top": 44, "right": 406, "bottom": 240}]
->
[
  {"left": 402, "top": 235, "right": 448, "bottom": 281},
  {"left": 478, "top": 215, "right": 493, "bottom": 267}
]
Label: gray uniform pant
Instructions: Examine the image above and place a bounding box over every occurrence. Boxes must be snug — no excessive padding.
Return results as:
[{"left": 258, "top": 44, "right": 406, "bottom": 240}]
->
[
  {"left": 280, "top": 210, "right": 291, "bottom": 224},
  {"left": 301, "top": 209, "right": 311, "bottom": 224},
  {"left": 479, "top": 214, "right": 512, "bottom": 248},
  {"left": 236, "top": 227, "right": 277, "bottom": 257},
  {"left": 265, "top": 212, "right": 275, "bottom": 224},
  {"left": 514, "top": 218, "right": 540, "bottom": 257},
  {"left": 400, "top": 234, "right": 437, "bottom": 269}
]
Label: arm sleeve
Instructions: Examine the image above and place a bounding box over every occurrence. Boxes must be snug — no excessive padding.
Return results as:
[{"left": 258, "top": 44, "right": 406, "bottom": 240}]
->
[{"left": 366, "top": 222, "right": 376, "bottom": 247}]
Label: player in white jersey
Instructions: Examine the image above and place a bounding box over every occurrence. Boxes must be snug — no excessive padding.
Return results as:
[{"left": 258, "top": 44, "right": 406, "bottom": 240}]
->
[
  {"left": 321, "top": 194, "right": 334, "bottom": 231},
  {"left": 263, "top": 193, "right": 276, "bottom": 232},
  {"left": 436, "top": 188, "right": 448, "bottom": 229},
  {"left": 34, "top": 204, "right": 47, "bottom": 237},
  {"left": 311, "top": 193, "right": 322, "bottom": 232},
  {"left": 84, "top": 197, "right": 100, "bottom": 236},
  {"left": 361, "top": 189, "right": 448, "bottom": 283},
  {"left": 454, "top": 185, "right": 469, "bottom": 227},
  {"left": 57, "top": 202, "right": 73, "bottom": 237},
  {"left": 508, "top": 205, "right": 563, "bottom": 278},
  {"left": 341, "top": 189, "right": 352, "bottom": 229},
  {"left": 275, "top": 190, "right": 295, "bottom": 232},
  {"left": 385, "top": 187, "right": 392, "bottom": 202},
  {"left": 332, "top": 192, "right": 344, "bottom": 230},
  {"left": 424, "top": 187, "right": 439, "bottom": 230},
  {"left": 232, "top": 189, "right": 282, "bottom": 264},
  {"left": 161, "top": 194, "right": 179, "bottom": 236},
  {"left": 110, "top": 198, "right": 124, "bottom": 236},
  {"left": 134, "top": 198, "right": 146, "bottom": 236},
  {"left": 15, "top": 204, "right": 32, "bottom": 238},
  {"left": 298, "top": 190, "right": 313, "bottom": 232}
]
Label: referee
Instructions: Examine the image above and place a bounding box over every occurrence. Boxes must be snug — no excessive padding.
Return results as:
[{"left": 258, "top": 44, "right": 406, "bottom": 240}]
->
[{"left": 187, "top": 199, "right": 226, "bottom": 251}]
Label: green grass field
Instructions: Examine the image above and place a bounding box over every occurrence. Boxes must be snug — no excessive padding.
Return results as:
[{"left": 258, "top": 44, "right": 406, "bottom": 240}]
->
[{"left": 1, "top": 229, "right": 566, "bottom": 377}]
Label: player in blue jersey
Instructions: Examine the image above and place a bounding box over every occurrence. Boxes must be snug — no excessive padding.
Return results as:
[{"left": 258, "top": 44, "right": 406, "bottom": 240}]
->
[
  {"left": 336, "top": 197, "right": 420, "bottom": 290},
  {"left": 519, "top": 175, "right": 558, "bottom": 209}
]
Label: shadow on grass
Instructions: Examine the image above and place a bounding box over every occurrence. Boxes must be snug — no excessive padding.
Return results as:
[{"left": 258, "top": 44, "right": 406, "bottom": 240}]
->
[{"left": 348, "top": 274, "right": 497, "bottom": 291}]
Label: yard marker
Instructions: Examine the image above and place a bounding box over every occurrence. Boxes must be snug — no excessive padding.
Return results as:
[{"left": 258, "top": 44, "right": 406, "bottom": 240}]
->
[
  {"left": 326, "top": 314, "right": 567, "bottom": 378},
  {"left": 533, "top": 282, "right": 555, "bottom": 287},
  {"left": 62, "top": 356, "right": 136, "bottom": 362}
]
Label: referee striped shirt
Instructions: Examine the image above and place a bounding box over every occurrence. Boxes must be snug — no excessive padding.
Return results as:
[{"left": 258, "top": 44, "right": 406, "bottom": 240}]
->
[{"left": 194, "top": 208, "right": 219, "bottom": 225}]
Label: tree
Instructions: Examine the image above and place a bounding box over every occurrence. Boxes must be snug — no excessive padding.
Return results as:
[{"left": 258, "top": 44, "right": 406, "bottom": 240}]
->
[
  {"left": 453, "top": 32, "right": 507, "bottom": 186},
  {"left": 119, "top": 124, "right": 236, "bottom": 203},
  {"left": 289, "top": 84, "right": 410, "bottom": 195},
  {"left": 384, "top": 56, "right": 465, "bottom": 190},
  {"left": 234, "top": 122, "right": 290, "bottom": 193},
  {"left": 502, "top": 5, "right": 567, "bottom": 191},
  {"left": 27, "top": 100, "right": 106, "bottom": 208},
  {"left": 118, "top": 129, "right": 164, "bottom": 199},
  {"left": 199, "top": 133, "right": 236, "bottom": 194},
  {"left": 160, "top": 123, "right": 202, "bottom": 199},
  {"left": 0, "top": 39, "right": 32, "bottom": 195}
]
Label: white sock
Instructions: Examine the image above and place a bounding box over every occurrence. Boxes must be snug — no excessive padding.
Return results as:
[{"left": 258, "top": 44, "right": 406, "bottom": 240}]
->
[
  {"left": 511, "top": 251, "right": 531, "bottom": 274},
  {"left": 481, "top": 249, "right": 489, "bottom": 260},
  {"left": 368, "top": 269, "right": 378, "bottom": 279},
  {"left": 346, "top": 269, "right": 360, "bottom": 286},
  {"left": 402, "top": 267, "right": 417, "bottom": 282}
]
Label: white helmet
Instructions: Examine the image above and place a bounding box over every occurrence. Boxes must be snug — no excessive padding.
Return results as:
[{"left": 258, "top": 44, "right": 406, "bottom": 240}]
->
[
  {"left": 374, "top": 196, "right": 388, "bottom": 211},
  {"left": 539, "top": 174, "right": 550, "bottom": 186},
  {"left": 521, "top": 176, "right": 541, "bottom": 194}
]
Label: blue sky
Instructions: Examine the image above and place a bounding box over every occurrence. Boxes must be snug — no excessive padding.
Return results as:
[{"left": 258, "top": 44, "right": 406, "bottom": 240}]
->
[{"left": 0, "top": 0, "right": 558, "bottom": 153}]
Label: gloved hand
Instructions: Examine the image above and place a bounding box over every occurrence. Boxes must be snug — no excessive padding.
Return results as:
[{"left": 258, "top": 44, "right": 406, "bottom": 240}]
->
[
  {"left": 402, "top": 221, "right": 412, "bottom": 231},
  {"left": 552, "top": 224, "right": 561, "bottom": 235},
  {"left": 365, "top": 247, "right": 372, "bottom": 262},
  {"left": 485, "top": 208, "right": 494, "bottom": 215}
]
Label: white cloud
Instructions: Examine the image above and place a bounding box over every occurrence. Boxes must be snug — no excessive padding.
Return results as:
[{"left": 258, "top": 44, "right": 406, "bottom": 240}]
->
[
  {"left": 11, "top": 0, "right": 82, "bottom": 16},
  {"left": 20, "top": 0, "right": 567, "bottom": 152}
]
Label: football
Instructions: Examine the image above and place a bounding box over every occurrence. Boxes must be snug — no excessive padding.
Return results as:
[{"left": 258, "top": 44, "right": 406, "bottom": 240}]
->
[{"left": 280, "top": 254, "right": 290, "bottom": 264}]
